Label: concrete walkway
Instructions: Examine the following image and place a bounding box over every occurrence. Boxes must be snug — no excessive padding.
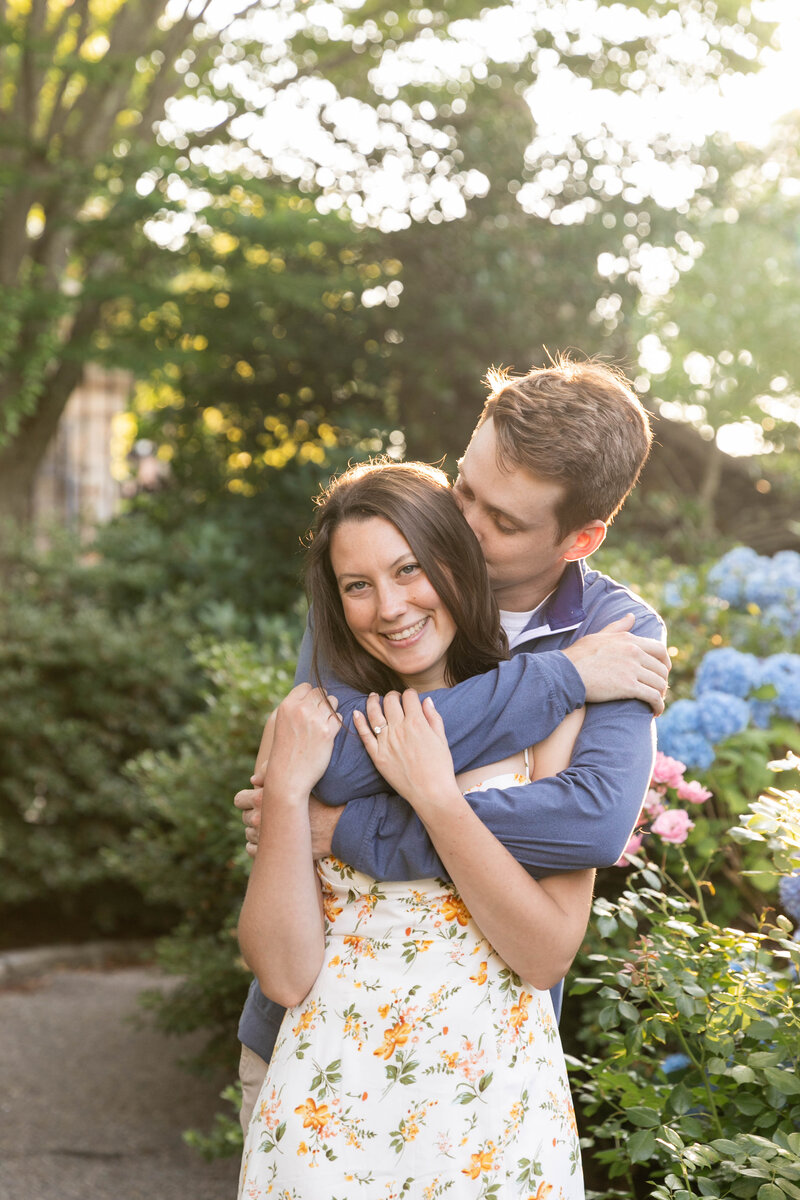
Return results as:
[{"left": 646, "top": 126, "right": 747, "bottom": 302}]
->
[{"left": 0, "top": 953, "right": 240, "bottom": 1200}]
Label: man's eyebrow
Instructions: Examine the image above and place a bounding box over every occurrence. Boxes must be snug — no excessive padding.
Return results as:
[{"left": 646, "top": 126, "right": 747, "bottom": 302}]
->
[{"left": 455, "top": 465, "right": 526, "bottom": 528}]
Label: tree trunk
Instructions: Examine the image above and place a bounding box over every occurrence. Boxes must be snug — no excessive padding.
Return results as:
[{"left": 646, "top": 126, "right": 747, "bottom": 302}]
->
[{"left": 0, "top": 298, "right": 102, "bottom": 522}]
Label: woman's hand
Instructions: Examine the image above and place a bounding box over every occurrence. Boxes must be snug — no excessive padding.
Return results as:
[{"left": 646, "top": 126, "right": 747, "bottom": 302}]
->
[
  {"left": 265, "top": 684, "right": 341, "bottom": 801},
  {"left": 353, "top": 690, "right": 460, "bottom": 814}
]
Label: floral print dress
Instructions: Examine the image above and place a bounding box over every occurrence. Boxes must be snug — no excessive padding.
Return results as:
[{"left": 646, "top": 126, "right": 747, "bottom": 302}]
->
[{"left": 239, "top": 769, "right": 584, "bottom": 1200}]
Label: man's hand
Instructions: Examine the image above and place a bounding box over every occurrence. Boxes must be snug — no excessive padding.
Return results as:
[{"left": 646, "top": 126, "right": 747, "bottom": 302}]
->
[
  {"left": 563, "top": 614, "right": 670, "bottom": 715},
  {"left": 234, "top": 778, "right": 263, "bottom": 859},
  {"left": 308, "top": 795, "right": 343, "bottom": 859},
  {"left": 234, "top": 780, "right": 343, "bottom": 860}
]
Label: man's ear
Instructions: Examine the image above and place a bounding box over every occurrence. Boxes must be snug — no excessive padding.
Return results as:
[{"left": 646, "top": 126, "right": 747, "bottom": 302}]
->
[{"left": 562, "top": 520, "right": 607, "bottom": 562}]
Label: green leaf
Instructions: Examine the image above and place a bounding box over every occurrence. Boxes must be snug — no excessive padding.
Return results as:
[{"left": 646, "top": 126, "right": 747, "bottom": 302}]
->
[
  {"left": 598, "top": 1005, "right": 620, "bottom": 1031},
  {"left": 711, "top": 1138, "right": 745, "bottom": 1157},
  {"left": 668, "top": 1084, "right": 693, "bottom": 1115},
  {"left": 597, "top": 915, "right": 619, "bottom": 937},
  {"left": 757, "top": 1186, "right": 785, "bottom": 1200},
  {"left": 570, "top": 978, "right": 602, "bottom": 994},
  {"left": 734, "top": 1094, "right": 765, "bottom": 1115},
  {"left": 627, "top": 1106, "right": 661, "bottom": 1128},
  {"left": 763, "top": 1068, "right": 800, "bottom": 1095},
  {"left": 628, "top": 1129, "right": 657, "bottom": 1162}
]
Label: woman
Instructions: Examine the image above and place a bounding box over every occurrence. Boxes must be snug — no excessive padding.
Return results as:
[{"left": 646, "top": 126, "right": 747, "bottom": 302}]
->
[{"left": 238, "top": 461, "right": 590, "bottom": 1199}]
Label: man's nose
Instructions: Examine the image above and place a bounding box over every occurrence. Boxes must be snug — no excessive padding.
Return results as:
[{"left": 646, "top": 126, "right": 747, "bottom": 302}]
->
[{"left": 462, "top": 505, "right": 484, "bottom": 545}]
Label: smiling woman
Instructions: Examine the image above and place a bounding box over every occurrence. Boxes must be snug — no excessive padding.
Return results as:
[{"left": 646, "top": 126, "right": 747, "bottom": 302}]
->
[
  {"left": 330, "top": 515, "right": 458, "bottom": 693},
  {"left": 304, "top": 459, "right": 508, "bottom": 696}
]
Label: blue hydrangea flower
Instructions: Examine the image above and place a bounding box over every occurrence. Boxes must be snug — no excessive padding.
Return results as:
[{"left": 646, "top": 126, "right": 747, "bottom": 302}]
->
[
  {"left": 661, "top": 570, "right": 696, "bottom": 610},
  {"left": 778, "top": 870, "right": 800, "bottom": 924},
  {"left": 706, "top": 547, "right": 761, "bottom": 606},
  {"left": 695, "top": 690, "right": 750, "bottom": 743},
  {"left": 695, "top": 648, "right": 760, "bottom": 699},
  {"left": 661, "top": 1053, "right": 691, "bottom": 1075},
  {"left": 748, "top": 697, "right": 777, "bottom": 729},
  {"left": 657, "top": 700, "right": 715, "bottom": 769},
  {"left": 745, "top": 554, "right": 800, "bottom": 609},
  {"left": 762, "top": 602, "right": 800, "bottom": 640},
  {"left": 760, "top": 653, "right": 800, "bottom": 721}
]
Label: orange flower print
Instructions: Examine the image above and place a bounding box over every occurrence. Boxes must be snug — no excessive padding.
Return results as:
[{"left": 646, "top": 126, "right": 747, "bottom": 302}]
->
[
  {"left": 470, "top": 961, "right": 488, "bottom": 985},
  {"left": 441, "top": 895, "right": 471, "bottom": 926},
  {"left": 256, "top": 1086, "right": 282, "bottom": 1131},
  {"left": 357, "top": 892, "right": 379, "bottom": 920},
  {"left": 373, "top": 1020, "right": 412, "bottom": 1060},
  {"left": 532, "top": 1184, "right": 554, "bottom": 1199},
  {"left": 294, "top": 1097, "right": 332, "bottom": 1133},
  {"left": 344, "top": 934, "right": 376, "bottom": 959},
  {"left": 323, "top": 892, "right": 343, "bottom": 922},
  {"left": 292, "top": 1001, "right": 318, "bottom": 1037},
  {"left": 462, "top": 1141, "right": 496, "bottom": 1179},
  {"left": 440, "top": 1049, "right": 460, "bottom": 1070},
  {"left": 509, "top": 992, "right": 532, "bottom": 1031}
]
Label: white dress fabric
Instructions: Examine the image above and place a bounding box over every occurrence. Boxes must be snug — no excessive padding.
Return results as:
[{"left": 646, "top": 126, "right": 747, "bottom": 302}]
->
[{"left": 239, "top": 768, "right": 584, "bottom": 1200}]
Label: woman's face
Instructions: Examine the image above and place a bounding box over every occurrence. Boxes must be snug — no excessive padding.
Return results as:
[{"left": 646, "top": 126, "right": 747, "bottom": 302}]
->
[{"left": 329, "top": 516, "right": 458, "bottom": 692}]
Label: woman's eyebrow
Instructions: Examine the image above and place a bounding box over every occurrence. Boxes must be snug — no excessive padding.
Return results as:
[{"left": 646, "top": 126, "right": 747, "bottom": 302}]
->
[{"left": 337, "top": 553, "right": 413, "bottom": 581}]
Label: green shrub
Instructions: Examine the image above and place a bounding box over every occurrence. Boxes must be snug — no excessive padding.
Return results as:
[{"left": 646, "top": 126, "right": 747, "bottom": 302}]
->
[
  {"left": 0, "top": 533, "right": 201, "bottom": 941},
  {"left": 570, "top": 764, "right": 800, "bottom": 1199},
  {"left": 115, "top": 628, "right": 301, "bottom": 1071}
]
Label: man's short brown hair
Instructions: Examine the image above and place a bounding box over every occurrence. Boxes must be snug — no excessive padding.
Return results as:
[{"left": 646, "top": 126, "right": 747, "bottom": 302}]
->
[{"left": 473, "top": 354, "right": 653, "bottom": 538}]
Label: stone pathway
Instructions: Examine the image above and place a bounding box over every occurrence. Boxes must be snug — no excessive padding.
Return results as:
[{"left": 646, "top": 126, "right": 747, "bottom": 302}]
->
[{"left": 0, "top": 963, "right": 239, "bottom": 1200}]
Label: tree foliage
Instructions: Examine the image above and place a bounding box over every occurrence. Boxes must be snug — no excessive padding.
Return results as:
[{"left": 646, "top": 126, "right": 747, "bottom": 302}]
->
[{"left": 0, "top": 0, "right": 782, "bottom": 521}]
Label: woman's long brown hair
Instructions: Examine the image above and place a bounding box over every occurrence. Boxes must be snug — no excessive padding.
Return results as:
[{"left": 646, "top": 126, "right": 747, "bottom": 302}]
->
[{"left": 304, "top": 460, "right": 508, "bottom": 694}]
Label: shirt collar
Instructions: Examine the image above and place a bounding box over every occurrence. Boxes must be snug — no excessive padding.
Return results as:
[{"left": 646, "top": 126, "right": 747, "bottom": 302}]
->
[{"left": 524, "top": 560, "right": 587, "bottom": 637}]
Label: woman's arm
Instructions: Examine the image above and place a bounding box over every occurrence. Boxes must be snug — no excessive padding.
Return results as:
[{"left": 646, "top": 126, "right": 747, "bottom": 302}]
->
[
  {"left": 353, "top": 692, "right": 594, "bottom": 990},
  {"left": 531, "top": 706, "right": 586, "bottom": 780},
  {"left": 237, "top": 686, "right": 340, "bottom": 1007}
]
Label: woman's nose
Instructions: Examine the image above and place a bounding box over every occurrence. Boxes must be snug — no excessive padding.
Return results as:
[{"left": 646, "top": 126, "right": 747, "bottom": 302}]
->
[{"left": 377, "top": 582, "right": 407, "bottom": 621}]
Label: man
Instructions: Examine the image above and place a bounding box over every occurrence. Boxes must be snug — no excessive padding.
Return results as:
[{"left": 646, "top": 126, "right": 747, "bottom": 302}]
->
[{"left": 235, "top": 355, "right": 669, "bottom": 1130}]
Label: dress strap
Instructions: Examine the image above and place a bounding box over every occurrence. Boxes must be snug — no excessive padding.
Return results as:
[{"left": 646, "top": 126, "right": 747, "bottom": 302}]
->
[{"left": 523, "top": 745, "right": 531, "bottom": 782}]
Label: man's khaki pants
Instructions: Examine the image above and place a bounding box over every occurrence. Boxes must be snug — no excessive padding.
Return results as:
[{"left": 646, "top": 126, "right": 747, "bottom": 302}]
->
[{"left": 238, "top": 1045, "right": 269, "bottom": 1135}]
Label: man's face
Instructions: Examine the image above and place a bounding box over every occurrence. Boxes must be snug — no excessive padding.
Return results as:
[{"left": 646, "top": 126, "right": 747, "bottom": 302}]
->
[{"left": 453, "top": 418, "right": 579, "bottom": 612}]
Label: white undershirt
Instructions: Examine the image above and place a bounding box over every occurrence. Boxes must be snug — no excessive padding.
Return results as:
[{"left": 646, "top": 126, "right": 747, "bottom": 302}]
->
[{"left": 499, "top": 591, "right": 555, "bottom": 650}]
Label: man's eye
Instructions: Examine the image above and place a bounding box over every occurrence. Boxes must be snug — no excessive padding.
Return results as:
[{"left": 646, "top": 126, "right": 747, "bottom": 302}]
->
[{"left": 494, "top": 519, "right": 517, "bottom": 535}]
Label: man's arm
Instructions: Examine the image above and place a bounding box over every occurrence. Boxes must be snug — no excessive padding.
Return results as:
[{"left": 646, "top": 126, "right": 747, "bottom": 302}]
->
[
  {"left": 309, "top": 616, "right": 668, "bottom": 806},
  {"left": 331, "top": 694, "right": 655, "bottom": 879}
]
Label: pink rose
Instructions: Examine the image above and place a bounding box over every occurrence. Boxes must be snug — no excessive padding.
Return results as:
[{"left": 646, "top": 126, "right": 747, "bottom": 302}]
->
[
  {"left": 677, "top": 779, "right": 712, "bottom": 805},
  {"left": 651, "top": 808, "right": 694, "bottom": 845},
  {"left": 615, "top": 832, "right": 644, "bottom": 867},
  {"left": 643, "top": 788, "right": 666, "bottom": 818},
  {"left": 652, "top": 751, "right": 686, "bottom": 789}
]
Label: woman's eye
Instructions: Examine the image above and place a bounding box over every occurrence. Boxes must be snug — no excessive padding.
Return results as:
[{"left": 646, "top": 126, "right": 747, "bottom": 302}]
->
[
  {"left": 345, "top": 581, "right": 368, "bottom": 593},
  {"left": 399, "top": 563, "right": 420, "bottom": 577}
]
